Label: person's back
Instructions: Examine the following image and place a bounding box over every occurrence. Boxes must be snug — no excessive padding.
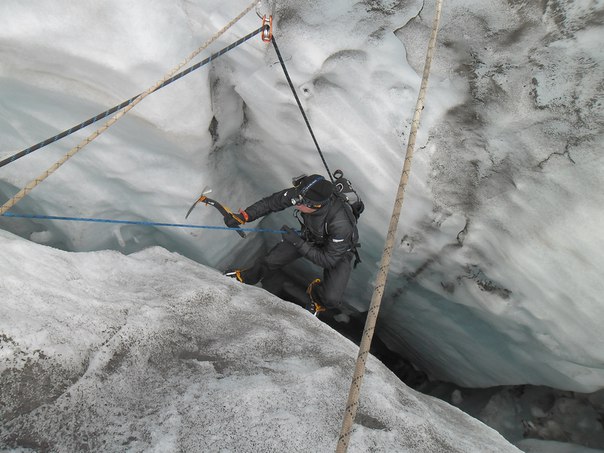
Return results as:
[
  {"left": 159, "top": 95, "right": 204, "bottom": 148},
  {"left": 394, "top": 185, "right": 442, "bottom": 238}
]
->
[{"left": 296, "top": 193, "right": 358, "bottom": 269}]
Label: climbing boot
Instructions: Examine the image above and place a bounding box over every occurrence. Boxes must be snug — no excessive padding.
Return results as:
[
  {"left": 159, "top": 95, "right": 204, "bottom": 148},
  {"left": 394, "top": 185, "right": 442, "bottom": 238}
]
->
[
  {"left": 306, "top": 278, "right": 326, "bottom": 316},
  {"left": 224, "top": 269, "right": 244, "bottom": 283}
]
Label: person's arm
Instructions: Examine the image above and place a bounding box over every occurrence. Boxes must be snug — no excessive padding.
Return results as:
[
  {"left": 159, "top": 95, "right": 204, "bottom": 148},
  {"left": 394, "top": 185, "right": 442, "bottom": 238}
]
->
[{"left": 243, "top": 188, "right": 295, "bottom": 221}]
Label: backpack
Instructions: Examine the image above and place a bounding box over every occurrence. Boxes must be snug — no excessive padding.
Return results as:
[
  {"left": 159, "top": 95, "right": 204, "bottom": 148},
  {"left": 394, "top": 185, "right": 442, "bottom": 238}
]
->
[
  {"left": 331, "top": 169, "right": 363, "bottom": 268},
  {"left": 332, "top": 169, "right": 364, "bottom": 220}
]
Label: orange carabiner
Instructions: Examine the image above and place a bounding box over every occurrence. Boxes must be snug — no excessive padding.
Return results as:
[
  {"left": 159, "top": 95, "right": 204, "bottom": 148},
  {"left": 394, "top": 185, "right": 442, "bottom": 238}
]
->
[{"left": 262, "top": 15, "right": 273, "bottom": 43}]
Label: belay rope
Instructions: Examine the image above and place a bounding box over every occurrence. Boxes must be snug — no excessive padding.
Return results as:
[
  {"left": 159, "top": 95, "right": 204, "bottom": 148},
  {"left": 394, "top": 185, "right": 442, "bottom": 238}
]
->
[
  {"left": 0, "top": 0, "right": 262, "bottom": 216},
  {"left": 335, "top": 1, "right": 444, "bottom": 452},
  {"left": 271, "top": 36, "right": 334, "bottom": 182},
  {"left": 1, "top": 212, "right": 287, "bottom": 234}
]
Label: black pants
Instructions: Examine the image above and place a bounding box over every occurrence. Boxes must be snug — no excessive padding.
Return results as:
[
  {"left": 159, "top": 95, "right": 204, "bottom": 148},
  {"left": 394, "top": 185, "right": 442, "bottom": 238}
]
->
[{"left": 239, "top": 241, "right": 353, "bottom": 309}]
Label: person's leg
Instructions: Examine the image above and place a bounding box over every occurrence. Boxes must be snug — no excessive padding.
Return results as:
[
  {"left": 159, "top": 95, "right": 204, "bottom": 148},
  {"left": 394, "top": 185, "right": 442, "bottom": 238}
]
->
[
  {"left": 238, "top": 241, "right": 302, "bottom": 284},
  {"left": 311, "top": 253, "right": 353, "bottom": 310}
]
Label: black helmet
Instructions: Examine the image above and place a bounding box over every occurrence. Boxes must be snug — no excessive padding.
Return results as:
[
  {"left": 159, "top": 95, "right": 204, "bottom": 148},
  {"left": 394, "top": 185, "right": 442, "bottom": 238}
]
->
[{"left": 292, "top": 174, "right": 333, "bottom": 208}]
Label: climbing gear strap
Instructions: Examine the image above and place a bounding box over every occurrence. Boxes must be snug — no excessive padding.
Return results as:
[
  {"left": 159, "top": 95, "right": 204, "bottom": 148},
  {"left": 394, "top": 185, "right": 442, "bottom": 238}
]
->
[
  {"left": 336, "top": 1, "right": 445, "bottom": 452},
  {"left": 351, "top": 246, "right": 362, "bottom": 269},
  {"left": 0, "top": 0, "right": 262, "bottom": 216},
  {"left": 239, "top": 209, "right": 250, "bottom": 222},
  {"left": 271, "top": 36, "right": 333, "bottom": 182}
]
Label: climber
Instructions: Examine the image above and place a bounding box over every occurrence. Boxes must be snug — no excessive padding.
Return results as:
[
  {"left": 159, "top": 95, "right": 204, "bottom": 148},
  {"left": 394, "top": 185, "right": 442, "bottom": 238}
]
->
[{"left": 224, "top": 174, "right": 359, "bottom": 315}]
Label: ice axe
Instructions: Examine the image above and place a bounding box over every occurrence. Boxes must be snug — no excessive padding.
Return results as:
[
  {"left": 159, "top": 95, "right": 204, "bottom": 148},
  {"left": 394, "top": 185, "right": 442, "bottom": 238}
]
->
[{"left": 185, "top": 187, "right": 246, "bottom": 238}]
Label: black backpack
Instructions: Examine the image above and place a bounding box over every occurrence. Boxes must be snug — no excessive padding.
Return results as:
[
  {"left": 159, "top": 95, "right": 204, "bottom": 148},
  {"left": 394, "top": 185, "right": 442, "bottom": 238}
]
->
[
  {"left": 330, "top": 170, "right": 363, "bottom": 267},
  {"left": 332, "top": 169, "right": 364, "bottom": 220}
]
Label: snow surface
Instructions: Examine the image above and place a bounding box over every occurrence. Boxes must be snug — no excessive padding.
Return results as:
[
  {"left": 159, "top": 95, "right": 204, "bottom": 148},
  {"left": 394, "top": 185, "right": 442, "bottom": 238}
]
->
[
  {"left": 0, "top": 0, "right": 603, "bottom": 441},
  {"left": 0, "top": 229, "right": 520, "bottom": 452}
]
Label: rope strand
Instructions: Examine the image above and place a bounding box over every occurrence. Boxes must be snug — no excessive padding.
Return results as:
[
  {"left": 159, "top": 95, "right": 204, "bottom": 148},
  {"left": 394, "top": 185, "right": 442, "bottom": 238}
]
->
[
  {"left": 0, "top": 25, "right": 265, "bottom": 170},
  {"left": 271, "top": 37, "right": 333, "bottom": 181},
  {"left": 1, "top": 212, "right": 287, "bottom": 234},
  {"left": 0, "top": 0, "right": 262, "bottom": 216},
  {"left": 335, "top": 1, "right": 444, "bottom": 451}
]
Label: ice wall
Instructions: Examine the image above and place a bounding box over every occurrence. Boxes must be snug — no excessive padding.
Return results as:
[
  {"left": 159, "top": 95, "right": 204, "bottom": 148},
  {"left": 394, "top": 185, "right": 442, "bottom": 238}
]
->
[{"left": 1, "top": 0, "right": 603, "bottom": 392}]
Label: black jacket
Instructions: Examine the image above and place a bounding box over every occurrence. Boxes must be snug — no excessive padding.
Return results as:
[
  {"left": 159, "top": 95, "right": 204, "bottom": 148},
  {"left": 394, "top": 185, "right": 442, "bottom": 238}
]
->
[{"left": 244, "top": 187, "right": 358, "bottom": 269}]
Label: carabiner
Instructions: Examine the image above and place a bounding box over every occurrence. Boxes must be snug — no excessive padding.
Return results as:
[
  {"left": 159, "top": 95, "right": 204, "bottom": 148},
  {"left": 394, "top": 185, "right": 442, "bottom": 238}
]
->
[{"left": 262, "top": 15, "right": 273, "bottom": 43}]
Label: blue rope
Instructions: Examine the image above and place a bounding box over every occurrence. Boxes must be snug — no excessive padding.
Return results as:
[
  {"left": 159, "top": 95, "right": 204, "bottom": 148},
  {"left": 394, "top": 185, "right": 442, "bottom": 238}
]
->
[{"left": 1, "top": 212, "right": 287, "bottom": 234}]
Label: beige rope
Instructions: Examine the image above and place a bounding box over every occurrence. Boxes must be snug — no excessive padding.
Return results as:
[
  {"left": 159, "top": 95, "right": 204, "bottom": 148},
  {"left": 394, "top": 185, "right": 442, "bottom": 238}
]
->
[
  {"left": 335, "top": 1, "right": 444, "bottom": 451},
  {"left": 0, "top": 0, "right": 261, "bottom": 216}
]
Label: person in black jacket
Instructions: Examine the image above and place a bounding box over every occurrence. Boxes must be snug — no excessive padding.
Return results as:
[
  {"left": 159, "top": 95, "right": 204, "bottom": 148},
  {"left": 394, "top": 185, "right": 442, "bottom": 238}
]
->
[{"left": 224, "top": 174, "right": 358, "bottom": 315}]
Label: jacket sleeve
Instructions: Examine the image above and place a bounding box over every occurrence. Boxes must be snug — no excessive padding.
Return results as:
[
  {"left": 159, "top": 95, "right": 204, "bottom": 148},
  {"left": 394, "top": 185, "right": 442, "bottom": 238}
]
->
[
  {"left": 244, "top": 188, "right": 295, "bottom": 221},
  {"left": 297, "top": 216, "right": 354, "bottom": 268}
]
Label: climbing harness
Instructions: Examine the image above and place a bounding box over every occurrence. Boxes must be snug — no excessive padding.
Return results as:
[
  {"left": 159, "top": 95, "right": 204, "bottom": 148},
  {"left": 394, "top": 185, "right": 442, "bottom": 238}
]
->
[
  {"left": 0, "top": 0, "right": 262, "bottom": 216},
  {"left": 0, "top": 20, "right": 267, "bottom": 170},
  {"left": 0, "top": 212, "right": 285, "bottom": 234},
  {"left": 185, "top": 187, "right": 247, "bottom": 238},
  {"left": 335, "top": 1, "right": 445, "bottom": 452}
]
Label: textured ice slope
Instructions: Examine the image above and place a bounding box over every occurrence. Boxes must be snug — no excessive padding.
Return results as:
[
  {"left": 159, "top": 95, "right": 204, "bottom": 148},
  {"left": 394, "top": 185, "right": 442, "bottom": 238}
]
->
[{"left": 0, "top": 230, "right": 520, "bottom": 452}]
